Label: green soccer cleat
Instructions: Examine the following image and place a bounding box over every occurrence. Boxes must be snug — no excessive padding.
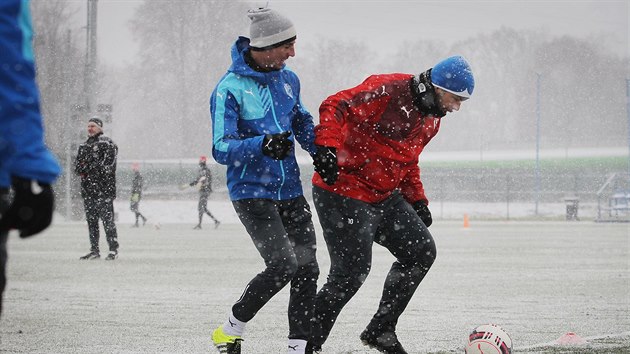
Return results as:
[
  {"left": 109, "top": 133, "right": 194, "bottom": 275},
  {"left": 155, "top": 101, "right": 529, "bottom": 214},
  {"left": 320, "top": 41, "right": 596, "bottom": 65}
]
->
[{"left": 212, "top": 325, "right": 242, "bottom": 354}]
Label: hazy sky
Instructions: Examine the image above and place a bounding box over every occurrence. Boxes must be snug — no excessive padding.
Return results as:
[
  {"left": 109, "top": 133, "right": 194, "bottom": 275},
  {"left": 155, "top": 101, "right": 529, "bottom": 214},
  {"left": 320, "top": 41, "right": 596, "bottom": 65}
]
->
[{"left": 91, "top": 0, "right": 628, "bottom": 67}]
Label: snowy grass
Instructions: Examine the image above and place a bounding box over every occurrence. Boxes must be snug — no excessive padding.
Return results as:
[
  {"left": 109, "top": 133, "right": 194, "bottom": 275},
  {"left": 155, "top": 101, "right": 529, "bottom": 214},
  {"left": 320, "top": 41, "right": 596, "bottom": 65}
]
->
[{"left": 1, "top": 203, "right": 628, "bottom": 353}]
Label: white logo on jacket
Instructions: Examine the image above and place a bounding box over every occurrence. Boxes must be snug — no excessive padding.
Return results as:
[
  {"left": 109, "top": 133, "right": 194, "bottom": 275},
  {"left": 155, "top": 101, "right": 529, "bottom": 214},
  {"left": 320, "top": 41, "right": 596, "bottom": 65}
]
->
[{"left": 284, "top": 83, "right": 293, "bottom": 99}]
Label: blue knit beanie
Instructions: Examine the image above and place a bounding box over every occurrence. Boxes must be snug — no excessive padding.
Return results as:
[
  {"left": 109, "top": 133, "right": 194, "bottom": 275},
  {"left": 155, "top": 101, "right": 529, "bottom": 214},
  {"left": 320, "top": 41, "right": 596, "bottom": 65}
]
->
[{"left": 431, "top": 55, "right": 475, "bottom": 99}]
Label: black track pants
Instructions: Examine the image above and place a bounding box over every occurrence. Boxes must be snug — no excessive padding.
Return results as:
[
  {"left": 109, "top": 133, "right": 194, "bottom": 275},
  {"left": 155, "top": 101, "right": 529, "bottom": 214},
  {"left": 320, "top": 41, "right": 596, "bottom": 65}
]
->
[
  {"left": 198, "top": 192, "right": 217, "bottom": 224},
  {"left": 310, "top": 186, "right": 436, "bottom": 346},
  {"left": 83, "top": 196, "right": 119, "bottom": 253},
  {"left": 231, "top": 196, "right": 319, "bottom": 340},
  {"left": 0, "top": 231, "right": 7, "bottom": 317}
]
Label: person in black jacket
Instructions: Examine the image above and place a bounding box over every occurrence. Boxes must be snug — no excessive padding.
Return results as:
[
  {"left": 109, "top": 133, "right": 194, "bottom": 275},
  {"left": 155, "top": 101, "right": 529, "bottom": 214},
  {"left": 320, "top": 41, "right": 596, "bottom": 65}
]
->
[
  {"left": 130, "top": 163, "right": 147, "bottom": 227},
  {"left": 75, "top": 118, "right": 119, "bottom": 260},
  {"left": 190, "top": 156, "right": 220, "bottom": 229}
]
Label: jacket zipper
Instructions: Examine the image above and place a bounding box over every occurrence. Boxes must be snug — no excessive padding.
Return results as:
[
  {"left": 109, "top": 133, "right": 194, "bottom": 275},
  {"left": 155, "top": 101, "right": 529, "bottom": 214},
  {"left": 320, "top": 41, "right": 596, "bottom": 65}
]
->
[{"left": 265, "top": 85, "right": 286, "bottom": 199}]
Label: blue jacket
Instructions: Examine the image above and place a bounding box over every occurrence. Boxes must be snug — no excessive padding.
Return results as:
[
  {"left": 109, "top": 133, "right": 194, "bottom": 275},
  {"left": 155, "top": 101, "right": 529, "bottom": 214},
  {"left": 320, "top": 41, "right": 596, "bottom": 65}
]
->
[
  {"left": 210, "top": 37, "right": 316, "bottom": 201},
  {"left": 0, "top": 0, "right": 60, "bottom": 187}
]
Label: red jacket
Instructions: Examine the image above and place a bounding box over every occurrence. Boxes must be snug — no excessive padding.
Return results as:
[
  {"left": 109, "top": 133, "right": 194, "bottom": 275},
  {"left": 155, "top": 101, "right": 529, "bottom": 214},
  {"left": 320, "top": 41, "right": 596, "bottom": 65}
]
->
[{"left": 313, "top": 73, "right": 441, "bottom": 204}]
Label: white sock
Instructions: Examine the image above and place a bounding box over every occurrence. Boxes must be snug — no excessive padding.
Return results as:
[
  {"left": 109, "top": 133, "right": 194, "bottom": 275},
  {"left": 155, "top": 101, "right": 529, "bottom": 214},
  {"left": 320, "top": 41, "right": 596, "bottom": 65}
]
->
[
  {"left": 222, "top": 312, "right": 246, "bottom": 337},
  {"left": 287, "top": 339, "right": 307, "bottom": 353}
]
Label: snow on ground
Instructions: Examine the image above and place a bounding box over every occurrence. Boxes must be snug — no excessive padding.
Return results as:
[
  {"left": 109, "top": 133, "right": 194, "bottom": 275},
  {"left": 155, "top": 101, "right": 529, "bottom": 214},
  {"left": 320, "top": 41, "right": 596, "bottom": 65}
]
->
[{"left": 1, "top": 211, "right": 628, "bottom": 353}]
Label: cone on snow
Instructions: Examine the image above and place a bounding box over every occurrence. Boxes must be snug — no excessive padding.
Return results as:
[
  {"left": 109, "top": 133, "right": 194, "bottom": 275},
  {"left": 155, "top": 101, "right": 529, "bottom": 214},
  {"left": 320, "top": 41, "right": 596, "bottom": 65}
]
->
[
  {"left": 463, "top": 213, "right": 470, "bottom": 228},
  {"left": 554, "top": 332, "right": 587, "bottom": 345}
]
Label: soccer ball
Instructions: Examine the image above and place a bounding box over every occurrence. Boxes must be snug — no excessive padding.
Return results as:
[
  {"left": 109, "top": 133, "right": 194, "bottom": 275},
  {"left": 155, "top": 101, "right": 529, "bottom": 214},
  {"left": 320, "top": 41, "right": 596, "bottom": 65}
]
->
[{"left": 465, "top": 324, "right": 513, "bottom": 354}]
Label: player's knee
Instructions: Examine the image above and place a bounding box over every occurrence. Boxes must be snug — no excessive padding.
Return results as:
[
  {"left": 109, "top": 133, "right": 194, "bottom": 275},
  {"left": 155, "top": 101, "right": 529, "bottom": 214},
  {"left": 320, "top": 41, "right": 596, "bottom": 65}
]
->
[
  {"left": 415, "top": 239, "right": 437, "bottom": 269},
  {"left": 330, "top": 266, "right": 370, "bottom": 293},
  {"left": 269, "top": 254, "right": 299, "bottom": 284}
]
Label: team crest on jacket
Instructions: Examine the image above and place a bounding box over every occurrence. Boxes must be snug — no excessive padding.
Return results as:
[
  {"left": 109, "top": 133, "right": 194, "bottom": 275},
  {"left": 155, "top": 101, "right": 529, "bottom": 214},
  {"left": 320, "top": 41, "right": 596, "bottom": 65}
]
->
[{"left": 284, "top": 83, "right": 293, "bottom": 99}]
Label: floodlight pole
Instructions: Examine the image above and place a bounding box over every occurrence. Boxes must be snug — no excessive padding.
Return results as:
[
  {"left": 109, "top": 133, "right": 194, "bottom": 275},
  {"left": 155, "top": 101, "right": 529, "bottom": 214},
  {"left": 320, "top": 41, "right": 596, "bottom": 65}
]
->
[
  {"left": 627, "top": 78, "right": 630, "bottom": 186},
  {"left": 85, "top": 0, "right": 98, "bottom": 113},
  {"left": 535, "top": 73, "right": 541, "bottom": 216}
]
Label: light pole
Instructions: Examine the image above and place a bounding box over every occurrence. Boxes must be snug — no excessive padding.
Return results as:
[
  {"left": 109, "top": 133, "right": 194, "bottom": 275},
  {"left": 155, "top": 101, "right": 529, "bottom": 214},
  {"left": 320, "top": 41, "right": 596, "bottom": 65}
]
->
[
  {"left": 535, "top": 73, "right": 541, "bottom": 216},
  {"left": 65, "top": 0, "right": 98, "bottom": 220},
  {"left": 626, "top": 79, "right": 629, "bottom": 184},
  {"left": 85, "top": 0, "right": 98, "bottom": 113}
]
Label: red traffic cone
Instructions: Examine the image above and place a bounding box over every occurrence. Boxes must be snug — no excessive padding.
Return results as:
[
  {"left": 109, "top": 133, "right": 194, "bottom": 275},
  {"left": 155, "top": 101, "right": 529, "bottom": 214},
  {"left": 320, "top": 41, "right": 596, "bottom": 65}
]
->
[{"left": 555, "top": 332, "right": 587, "bottom": 345}]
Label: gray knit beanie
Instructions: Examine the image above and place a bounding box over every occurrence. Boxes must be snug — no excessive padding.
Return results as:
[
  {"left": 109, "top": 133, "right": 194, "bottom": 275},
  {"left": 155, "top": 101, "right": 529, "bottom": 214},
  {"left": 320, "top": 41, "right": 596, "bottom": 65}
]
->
[
  {"left": 248, "top": 8, "right": 296, "bottom": 50},
  {"left": 88, "top": 117, "right": 103, "bottom": 128}
]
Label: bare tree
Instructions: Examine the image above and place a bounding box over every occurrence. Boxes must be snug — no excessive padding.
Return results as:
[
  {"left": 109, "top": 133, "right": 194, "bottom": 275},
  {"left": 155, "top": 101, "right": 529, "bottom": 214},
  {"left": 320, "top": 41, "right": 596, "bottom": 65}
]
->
[
  {"left": 113, "top": 0, "right": 250, "bottom": 158},
  {"left": 31, "top": 0, "right": 84, "bottom": 157},
  {"left": 294, "top": 38, "right": 376, "bottom": 118}
]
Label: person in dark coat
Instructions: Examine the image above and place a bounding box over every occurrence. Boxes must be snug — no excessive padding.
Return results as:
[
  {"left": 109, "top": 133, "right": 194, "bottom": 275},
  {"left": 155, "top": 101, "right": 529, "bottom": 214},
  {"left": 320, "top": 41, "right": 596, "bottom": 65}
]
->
[
  {"left": 130, "top": 163, "right": 147, "bottom": 227},
  {"left": 75, "top": 117, "right": 119, "bottom": 260},
  {"left": 190, "top": 156, "right": 220, "bottom": 229}
]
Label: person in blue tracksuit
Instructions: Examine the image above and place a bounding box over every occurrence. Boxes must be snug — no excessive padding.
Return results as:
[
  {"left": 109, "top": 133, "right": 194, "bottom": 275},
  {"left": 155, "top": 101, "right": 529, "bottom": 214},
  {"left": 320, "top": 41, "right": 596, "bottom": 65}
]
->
[
  {"left": 209, "top": 7, "right": 319, "bottom": 354},
  {"left": 0, "top": 0, "right": 61, "bottom": 317}
]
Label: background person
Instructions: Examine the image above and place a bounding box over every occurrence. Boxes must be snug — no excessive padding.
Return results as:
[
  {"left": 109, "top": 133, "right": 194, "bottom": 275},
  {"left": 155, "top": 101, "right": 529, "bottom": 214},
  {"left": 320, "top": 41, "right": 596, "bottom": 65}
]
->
[
  {"left": 75, "top": 118, "right": 119, "bottom": 261},
  {"left": 190, "top": 156, "right": 220, "bottom": 230},
  {"left": 309, "top": 56, "right": 475, "bottom": 353},
  {"left": 130, "top": 163, "right": 147, "bottom": 227}
]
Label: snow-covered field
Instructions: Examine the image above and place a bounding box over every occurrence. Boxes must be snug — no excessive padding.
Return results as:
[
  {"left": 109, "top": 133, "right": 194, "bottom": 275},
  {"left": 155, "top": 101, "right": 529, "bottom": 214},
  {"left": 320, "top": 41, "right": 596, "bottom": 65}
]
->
[{"left": 1, "top": 200, "right": 628, "bottom": 353}]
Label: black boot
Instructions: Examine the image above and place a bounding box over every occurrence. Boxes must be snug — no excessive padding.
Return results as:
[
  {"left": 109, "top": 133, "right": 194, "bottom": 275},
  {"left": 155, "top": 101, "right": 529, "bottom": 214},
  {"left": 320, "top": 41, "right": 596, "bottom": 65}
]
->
[{"left": 360, "top": 327, "right": 408, "bottom": 354}]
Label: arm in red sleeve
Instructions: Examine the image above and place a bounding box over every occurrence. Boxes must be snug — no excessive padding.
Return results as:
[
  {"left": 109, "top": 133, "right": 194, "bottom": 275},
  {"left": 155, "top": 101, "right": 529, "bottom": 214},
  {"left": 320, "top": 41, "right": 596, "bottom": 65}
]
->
[{"left": 399, "top": 163, "right": 428, "bottom": 205}]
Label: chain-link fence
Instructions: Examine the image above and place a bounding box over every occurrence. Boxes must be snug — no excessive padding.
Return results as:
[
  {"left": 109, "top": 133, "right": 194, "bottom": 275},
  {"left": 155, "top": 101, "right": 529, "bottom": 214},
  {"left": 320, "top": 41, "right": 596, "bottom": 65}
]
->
[{"left": 55, "top": 160, "right": 629, "bottom": 222}]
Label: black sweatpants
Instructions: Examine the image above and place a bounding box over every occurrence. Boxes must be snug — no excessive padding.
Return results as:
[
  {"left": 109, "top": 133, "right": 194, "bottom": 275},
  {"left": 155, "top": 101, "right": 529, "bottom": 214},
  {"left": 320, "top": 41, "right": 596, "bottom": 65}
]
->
[
  {"left": 197, "top": 192, "right": 217, "bottom": 224},
  {"left": 231, "top": 196, "right": 319, "bottom": 340},
  {"left": 0, "top": 231, "right": 7, "bottom": 317},
  {"left": 1, "top": 187, "right": 11, "bottom": 317},
  {"left": 83, "top": 196, "right": 119, "bottom": 254},
  {"left": 310, "top": 186, "right": 436, "bottom": 346}
]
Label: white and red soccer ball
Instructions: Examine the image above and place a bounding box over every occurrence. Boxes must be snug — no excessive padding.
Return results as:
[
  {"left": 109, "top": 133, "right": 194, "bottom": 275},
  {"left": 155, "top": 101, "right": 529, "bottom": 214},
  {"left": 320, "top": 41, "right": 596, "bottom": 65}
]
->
[{"left": 465, "top": 324, "right": 513, "bottom": 354}]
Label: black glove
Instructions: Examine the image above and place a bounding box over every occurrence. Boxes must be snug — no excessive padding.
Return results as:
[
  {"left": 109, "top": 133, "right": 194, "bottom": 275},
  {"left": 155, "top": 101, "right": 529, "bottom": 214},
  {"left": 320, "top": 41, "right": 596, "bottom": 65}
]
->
[
  {"left": 0, "top": 187, "right": 10, "bottom": 214},
  {"left": 313, "top": 146, "right": 339, "bottom": 185},
  {"left": 412, "top": 200, "right": 432, "bottom": 228},
  {"left": 262, "top": 131, "right": 293, "bottom": 160},
  {"left": 0, "top": 176, "right": 55, "bottom": 238}
]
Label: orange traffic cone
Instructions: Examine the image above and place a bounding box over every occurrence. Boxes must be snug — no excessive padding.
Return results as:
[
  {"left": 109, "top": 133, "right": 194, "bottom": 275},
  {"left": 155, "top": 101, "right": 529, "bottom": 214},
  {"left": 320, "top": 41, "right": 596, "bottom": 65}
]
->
[{"left": 463, "top": 213, "right": 470, "bottom": 228}]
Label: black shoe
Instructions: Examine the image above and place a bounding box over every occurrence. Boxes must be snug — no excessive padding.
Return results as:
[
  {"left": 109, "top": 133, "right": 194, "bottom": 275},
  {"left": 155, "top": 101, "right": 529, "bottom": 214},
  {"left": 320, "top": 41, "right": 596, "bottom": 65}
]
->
[
  {"left": 360, "top": 328, "right": 408, "bottom": 354},
  {"left": 79, "top": 251, "right": 100, "bottom": 260},
  {"left": 193, "top": 224, "right": 202, "bottom": 230},
  {"left": 214, "top": 220, "right": 221, "bottom": 229},
  {"left": 305, "top": 342, "right": 322, "bottom": 354},
  {"left": 142, "top": 218, "right": 147, "bottom": 226},
  {"left": 105, "top": 252, "right": 118, "bottom": 260}
]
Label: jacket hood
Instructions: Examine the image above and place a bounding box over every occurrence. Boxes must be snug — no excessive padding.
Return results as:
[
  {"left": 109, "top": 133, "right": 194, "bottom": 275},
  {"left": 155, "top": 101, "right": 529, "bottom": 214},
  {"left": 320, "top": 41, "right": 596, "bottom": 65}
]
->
[{"left": 228, "top": 36, "right": 285, "bottom": 84}]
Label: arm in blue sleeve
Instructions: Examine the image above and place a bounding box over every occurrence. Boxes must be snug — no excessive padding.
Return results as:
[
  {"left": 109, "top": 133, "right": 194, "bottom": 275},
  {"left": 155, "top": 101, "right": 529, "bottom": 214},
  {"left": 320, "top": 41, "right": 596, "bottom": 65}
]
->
[
  {"left": 291, "top": 94, "right": 317, "bottom": 157},
  {"left": 210, "top": 88, "right": 264, "bottom": 166},
  {"left": 0, "top": 0, "right": 60, "bottom": 184}
]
